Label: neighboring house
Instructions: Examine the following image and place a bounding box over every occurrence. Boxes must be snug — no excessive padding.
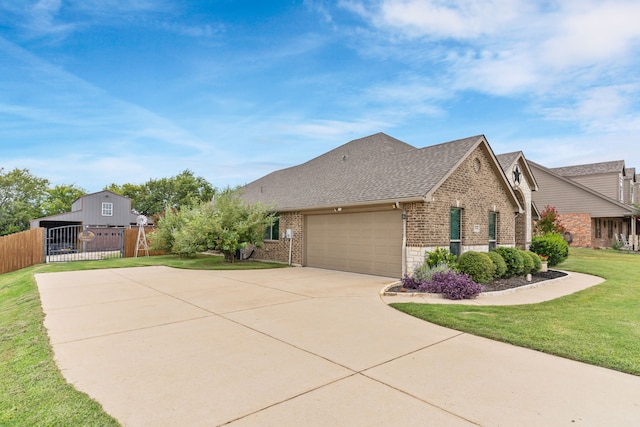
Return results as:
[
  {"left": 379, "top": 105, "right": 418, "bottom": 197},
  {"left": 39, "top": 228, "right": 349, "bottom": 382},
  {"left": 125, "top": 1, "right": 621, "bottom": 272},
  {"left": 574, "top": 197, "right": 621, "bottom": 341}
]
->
[
  {"left": 550, "top": 160, "right": 626, "bottom": 204},
  {"left": 30, "top": 190, "right": 141, "bottom": 230},
  {"left": 242, "top": 133, "right": 522, "bottom": 277},
  {"left": 496, "top": 151, "right": 540, "bottom": 250},
  {"left": 528, "top": 161, "right": 637, "bottom": 249}
]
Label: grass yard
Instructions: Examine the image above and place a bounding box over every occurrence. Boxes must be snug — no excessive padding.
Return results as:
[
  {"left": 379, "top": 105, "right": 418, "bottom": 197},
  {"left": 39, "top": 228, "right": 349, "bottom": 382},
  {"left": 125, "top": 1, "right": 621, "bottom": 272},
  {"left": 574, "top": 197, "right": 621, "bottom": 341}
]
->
[
  {"left": 391, "top": 248, "right": 640, "bottom": 376},
  {"left": 0, "top": 255, "right": 286, "bottom": 426}
]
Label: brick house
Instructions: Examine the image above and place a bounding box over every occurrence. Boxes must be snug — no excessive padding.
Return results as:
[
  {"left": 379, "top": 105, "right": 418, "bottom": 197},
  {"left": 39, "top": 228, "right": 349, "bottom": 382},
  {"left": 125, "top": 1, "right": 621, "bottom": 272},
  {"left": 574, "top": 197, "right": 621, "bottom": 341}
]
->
[
  {"left": 242, "top": 133, "right": 522, "bottom": 277},
  {"left": 528, "top": 161, "right": 637, "bottom": 249}
]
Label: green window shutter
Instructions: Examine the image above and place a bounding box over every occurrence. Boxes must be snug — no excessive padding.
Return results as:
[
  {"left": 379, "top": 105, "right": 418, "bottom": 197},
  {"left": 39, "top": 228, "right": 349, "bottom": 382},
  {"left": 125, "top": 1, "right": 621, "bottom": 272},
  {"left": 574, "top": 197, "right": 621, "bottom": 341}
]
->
[
  {"left": 450, "top": 208, "right": 461, "bottom": 240},
  {"left": 489, "top": 212, "right": 496, "bottom": 240}
]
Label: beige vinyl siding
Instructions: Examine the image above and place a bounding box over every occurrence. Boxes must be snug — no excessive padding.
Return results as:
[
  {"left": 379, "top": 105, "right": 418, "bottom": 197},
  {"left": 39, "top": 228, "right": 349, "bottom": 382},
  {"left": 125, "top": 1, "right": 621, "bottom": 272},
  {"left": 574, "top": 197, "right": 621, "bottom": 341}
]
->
[
  {"left": 530, "top": 165, "right": 631, "bottom": 218},
  {"left": 565, "top": 174, "right": 620, "bottom": 201}
]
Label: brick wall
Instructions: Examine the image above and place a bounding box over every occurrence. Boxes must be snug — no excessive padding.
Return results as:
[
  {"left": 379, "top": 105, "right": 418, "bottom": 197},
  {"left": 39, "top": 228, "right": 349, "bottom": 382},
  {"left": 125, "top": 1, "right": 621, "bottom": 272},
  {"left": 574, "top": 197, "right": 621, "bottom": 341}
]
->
[
  {"left": 405, "top": 144, "right": 516, "bottom": 272},
  {"left": 254, "top": 212, "right": 304, "bottom": 265},
  {"left": 558, "top": 213, "right": 591, "bottom": 247}
]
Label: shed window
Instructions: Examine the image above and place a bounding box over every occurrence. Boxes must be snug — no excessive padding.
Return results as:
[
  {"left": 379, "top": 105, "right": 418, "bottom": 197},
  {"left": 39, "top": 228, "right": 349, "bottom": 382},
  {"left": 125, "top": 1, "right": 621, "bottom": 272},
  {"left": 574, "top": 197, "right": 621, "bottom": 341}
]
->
[
  {"left": 450, "top": 208, "right": 462, "bottom": 257},
  {"left": 264, "top": 214, "right": 279, "bottom": 241},
  {"left": 488, "top": 212, "right": 497, "bottom": 250},
  {"left": 102, "top": 202, "right": 113, "bottom": 217}
]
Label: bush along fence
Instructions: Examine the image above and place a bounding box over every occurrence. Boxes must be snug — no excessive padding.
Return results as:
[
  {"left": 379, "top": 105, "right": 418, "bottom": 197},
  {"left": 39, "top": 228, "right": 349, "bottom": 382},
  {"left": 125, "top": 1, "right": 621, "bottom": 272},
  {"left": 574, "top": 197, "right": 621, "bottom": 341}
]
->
[
  {"left": 0, "top": 228, "right": 45, "bottom": 275},
  {"left": 0, "top": 227, "right": 164, "bottom": 275}
]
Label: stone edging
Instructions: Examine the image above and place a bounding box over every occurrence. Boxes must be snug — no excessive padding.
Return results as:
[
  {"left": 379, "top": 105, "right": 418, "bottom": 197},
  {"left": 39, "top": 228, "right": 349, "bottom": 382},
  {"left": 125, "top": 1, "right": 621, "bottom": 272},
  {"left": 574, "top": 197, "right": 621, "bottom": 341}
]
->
[{"left": 379, "top": 270, "right": 572, "bottom": 298}]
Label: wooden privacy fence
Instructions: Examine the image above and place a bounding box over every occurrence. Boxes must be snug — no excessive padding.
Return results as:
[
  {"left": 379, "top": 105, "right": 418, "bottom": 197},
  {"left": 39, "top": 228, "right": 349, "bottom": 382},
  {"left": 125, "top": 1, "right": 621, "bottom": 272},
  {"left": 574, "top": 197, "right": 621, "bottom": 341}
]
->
[
  {"left": 0, "top": 227, "right": 165, "bottom": 275},
  {"left": 124, "top": 227, "right": 165, "bottom": 258},
  {"left": 0, "top": 228, "right": 45, "bottom": 275}
]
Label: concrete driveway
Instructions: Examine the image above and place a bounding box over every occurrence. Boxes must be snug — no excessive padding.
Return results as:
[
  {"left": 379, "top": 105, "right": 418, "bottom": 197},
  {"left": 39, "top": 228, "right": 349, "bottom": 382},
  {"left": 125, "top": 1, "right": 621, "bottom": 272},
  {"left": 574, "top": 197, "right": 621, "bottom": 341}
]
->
[{"left": 37, "top": 266, "right": 640, "bottom": 426}]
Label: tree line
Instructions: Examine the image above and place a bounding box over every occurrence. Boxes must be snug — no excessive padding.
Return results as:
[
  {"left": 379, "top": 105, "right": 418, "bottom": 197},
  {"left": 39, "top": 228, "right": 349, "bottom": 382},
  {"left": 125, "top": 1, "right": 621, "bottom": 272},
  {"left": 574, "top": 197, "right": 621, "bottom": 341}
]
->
[
  {"left": 0, "top": 168, "right": 215, "bottom": 236},
  {"left": 1, "top": 167, "right": 275, "bottom": 263}
]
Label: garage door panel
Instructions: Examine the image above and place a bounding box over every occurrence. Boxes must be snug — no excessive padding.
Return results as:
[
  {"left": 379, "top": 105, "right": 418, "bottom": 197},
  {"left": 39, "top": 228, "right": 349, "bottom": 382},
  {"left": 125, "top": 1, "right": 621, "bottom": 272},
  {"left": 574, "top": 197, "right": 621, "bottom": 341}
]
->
[{"left": 306, "top": 211, "right": 401, "bottom": 277}]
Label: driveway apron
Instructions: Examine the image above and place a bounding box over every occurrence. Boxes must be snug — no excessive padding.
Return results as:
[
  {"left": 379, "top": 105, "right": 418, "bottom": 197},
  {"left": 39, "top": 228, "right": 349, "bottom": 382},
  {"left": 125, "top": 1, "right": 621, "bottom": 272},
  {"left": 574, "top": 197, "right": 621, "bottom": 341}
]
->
[{"left": 36, "top": 266, "right": 640, "bottom": 426}]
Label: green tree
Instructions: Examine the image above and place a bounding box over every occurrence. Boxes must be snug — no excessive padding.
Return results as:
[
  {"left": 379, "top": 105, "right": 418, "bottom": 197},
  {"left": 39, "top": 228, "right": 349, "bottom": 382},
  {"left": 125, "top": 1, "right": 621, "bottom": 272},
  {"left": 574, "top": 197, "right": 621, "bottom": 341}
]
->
[
  {"left": 150, "top": 188, "right": 275, "bottom": 262},
  {"left": 0, "top": 168, "right": 49, "bottom": 235},
  {"left": 104, "top": 182, "right": 143, "bottom": 203},
  {"left": 41, "top": 184, "right": 86, "bottom": 217},
  {"left": 105, "top": 170, "right": 214, "bottom": 216}
]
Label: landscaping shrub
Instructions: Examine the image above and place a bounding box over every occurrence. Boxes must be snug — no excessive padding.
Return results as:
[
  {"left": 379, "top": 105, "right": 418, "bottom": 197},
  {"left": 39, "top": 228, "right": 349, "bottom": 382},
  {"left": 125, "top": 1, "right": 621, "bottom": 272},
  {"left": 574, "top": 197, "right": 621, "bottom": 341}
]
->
[
  {"left": 456, "top": 251, "right": 495, "bottom": 284},
  {"left": 400, "top": 274, "right": 420, "bottom": 290},
  {"left": 519, "top": 249, "right": 536, "bottom": 275},
  {"left": 530, "top": 233, "right": 569, "bottom": 267},
  {"left": 492, "top": 247, "right": 524, "bottom": 277},
  {"left": 413, "top": 262, "right": 452, "bottom": 283},
  {"left": 487, "top": 250, "right": 507, "bottom": 279},
  {"left": 425, "top": 247, "right": 457, "bottom": 268},
  {"left": 527, "top": 250, "right": 542, "bottom": 272},
  {"left": 418, "top": 270, "right": 482, "bottom": 300}
]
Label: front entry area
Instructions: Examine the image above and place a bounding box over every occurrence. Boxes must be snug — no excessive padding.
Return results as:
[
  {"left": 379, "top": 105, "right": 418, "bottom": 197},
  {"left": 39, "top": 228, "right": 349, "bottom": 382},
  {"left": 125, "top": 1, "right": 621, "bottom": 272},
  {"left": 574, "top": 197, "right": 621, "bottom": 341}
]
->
[{"left": 305, "top": 210, "right": 402, "bottom": 277}]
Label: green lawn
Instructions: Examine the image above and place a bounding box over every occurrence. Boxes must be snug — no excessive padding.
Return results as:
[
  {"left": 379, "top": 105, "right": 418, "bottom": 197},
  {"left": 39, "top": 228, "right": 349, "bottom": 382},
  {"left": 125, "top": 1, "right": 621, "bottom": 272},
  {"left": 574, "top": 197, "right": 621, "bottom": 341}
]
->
[
  {"left": 391, "top": 248, "right": 640, "bottom": 376},
  {"left": 0, "top": 255, "right": 286, "bottom": 426}
]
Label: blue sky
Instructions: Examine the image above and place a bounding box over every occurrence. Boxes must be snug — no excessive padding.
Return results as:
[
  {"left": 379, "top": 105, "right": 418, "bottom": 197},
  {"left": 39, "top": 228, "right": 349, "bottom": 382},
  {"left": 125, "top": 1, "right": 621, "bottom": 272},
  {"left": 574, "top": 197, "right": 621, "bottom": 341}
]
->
[{"left": 2, "top": 0, "right": 640, "bottom": 192}]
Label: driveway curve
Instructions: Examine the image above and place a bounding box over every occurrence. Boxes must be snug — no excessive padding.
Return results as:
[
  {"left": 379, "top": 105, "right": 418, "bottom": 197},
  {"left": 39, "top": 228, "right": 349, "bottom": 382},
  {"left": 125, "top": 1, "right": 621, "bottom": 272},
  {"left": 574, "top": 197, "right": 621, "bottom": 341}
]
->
[{"left": 37, "top": 266, "right": 640, "bottom": 426}]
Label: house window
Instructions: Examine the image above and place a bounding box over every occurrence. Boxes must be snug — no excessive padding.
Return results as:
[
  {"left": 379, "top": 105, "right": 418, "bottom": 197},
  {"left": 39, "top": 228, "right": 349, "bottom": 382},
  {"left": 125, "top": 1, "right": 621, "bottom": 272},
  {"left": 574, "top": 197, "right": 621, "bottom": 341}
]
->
[
  {"left": 488, "top": 212, "right": 497, "bottom": 250},
  {"left": 264, "top": 214, "right": 279, "bottom": 241},
  {"left": 102, "top": 202, "right": 113, "bottom": 217},
  {"left": 607, "top": 220, "right": 614, "bottom": 239},
  {"left": 595, "top": 219, "right": 602, "bottom": 239},
  {"left": 450, "top": 208, "right": 462, "bottom": 257}
]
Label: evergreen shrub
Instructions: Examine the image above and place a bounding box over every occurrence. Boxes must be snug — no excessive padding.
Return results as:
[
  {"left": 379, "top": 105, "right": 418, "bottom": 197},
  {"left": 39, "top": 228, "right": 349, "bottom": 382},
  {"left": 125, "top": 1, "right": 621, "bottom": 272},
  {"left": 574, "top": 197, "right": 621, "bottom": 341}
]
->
[
  {"left": 530, "top": 233, "right": 569, "bottom": 267},
  {"left": 456, "top": 251, "right": 496, "bottom": 284},
  {"left": 492, "top": 247, "right": 524, "bottom": 277},
  {"left": 487, "top": 250, "right": 507, "bottom": 279}
]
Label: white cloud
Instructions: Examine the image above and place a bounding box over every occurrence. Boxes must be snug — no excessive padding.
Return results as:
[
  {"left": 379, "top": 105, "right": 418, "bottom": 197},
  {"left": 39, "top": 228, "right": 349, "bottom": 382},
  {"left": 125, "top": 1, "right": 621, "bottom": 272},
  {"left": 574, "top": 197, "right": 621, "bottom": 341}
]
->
[
  {"left": 540, "top": 1, "right": 640, "bottom": 70},
  {"left": 541, "top": 84, "right": 640, "bottom": 133},
  {"left": 339, "top": 0, "right": 640, "bottom": 132},
  {"left": 374, "top": 0, "right": 523, "bottom": 39}
]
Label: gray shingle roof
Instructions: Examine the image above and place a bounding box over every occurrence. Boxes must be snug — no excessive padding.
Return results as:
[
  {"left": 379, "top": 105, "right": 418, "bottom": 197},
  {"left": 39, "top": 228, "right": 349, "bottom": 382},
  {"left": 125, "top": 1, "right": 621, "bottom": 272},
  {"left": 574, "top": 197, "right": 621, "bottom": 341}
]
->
[
  {"left": 551, "top": 160, "right": 625, "bottom": 177},
  {"left": 241, "top": 132, "right": 486, "bottom": 210},
  {"left": 625, "top": 168, "right": 636, "bottom": 181},
  {"left": 495, "top": 152, "right": 521, "bottom": 171}
]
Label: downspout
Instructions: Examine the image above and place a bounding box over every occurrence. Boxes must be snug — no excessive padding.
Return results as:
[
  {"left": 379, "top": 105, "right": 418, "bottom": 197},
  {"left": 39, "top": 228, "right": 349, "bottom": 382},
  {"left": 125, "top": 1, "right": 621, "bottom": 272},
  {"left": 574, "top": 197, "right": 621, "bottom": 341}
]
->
[{"left": 402, "top": 208, "right": 407, "bottom": 277}]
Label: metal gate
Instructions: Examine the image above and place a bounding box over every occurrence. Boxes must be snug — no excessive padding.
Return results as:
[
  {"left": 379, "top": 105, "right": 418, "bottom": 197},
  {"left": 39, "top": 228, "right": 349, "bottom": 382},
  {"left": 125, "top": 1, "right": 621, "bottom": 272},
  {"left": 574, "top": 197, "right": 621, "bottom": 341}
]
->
[{"left": 46, "top": 225, "right": 124, "bottom": 262}]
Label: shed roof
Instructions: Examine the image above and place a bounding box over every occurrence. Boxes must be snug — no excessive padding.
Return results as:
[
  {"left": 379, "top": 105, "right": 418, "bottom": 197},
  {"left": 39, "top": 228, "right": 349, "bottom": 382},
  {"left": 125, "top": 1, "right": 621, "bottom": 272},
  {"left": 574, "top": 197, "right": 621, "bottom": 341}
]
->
[{"left": 242, "top": 132, "right": 518, "bottom": 211}]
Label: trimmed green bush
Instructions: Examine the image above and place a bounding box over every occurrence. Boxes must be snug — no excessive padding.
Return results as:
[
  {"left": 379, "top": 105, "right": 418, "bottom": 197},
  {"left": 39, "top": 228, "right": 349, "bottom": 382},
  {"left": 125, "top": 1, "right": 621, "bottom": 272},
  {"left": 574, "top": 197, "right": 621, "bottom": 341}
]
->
[
  {"left": 520, "top": 249, "right": 535, "bottom": 275},
  {"left": 530, "top": 233, "right": 569, "bottom": 267},
  {"left": 487, "top": 250, "right": 507, "bottom": 279},
  {"left": 492, "top": 247, "right": 524, "bottom": 277},
  {"left": 457, "top": 251, "right": 496, "bottom": 284},
  {"left": 527, "top": 250, "right": 542, "bottom": 272}
]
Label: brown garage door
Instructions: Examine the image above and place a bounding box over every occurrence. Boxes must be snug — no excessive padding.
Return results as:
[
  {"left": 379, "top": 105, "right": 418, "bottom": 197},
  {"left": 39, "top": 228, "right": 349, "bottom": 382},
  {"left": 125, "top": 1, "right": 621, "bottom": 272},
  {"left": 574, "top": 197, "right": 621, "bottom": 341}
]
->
[{"left": 306, "top": 210, "right": 402, "bottom": 277}]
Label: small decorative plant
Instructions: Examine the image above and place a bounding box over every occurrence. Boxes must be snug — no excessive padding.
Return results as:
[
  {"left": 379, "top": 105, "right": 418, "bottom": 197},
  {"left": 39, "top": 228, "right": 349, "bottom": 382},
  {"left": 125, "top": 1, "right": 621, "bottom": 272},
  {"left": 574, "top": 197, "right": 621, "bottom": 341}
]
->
[{"left": 418, "top": 270, "right": 482, "bottom": 300}]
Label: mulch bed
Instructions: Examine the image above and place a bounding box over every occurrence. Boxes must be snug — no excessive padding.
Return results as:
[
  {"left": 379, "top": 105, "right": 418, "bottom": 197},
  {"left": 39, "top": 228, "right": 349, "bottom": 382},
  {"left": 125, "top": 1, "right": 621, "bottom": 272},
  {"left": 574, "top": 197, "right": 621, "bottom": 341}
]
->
[
  {"left": 480, "top": 270, "right": 567, "bottom": 292},
  {"left": 388, "top": 270, "right": 567, "bottom": 294}
]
